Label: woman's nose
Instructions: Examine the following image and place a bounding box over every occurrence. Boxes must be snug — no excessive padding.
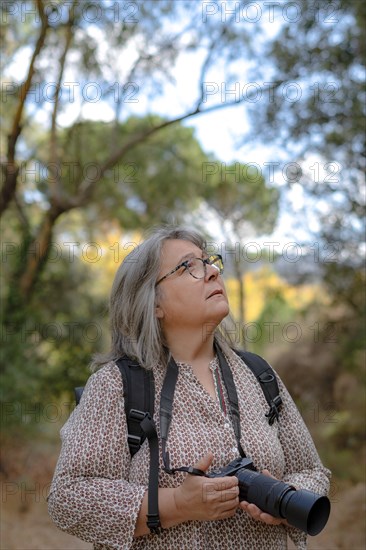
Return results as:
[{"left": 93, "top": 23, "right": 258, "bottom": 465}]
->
[{"left": 205, "top": 263, "right": 220, "bottom": 281}]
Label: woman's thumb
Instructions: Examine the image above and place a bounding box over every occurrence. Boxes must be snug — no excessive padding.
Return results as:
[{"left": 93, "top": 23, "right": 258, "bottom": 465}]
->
[{"left": 194, "top": 451, "right": 214, "bottom": 473}]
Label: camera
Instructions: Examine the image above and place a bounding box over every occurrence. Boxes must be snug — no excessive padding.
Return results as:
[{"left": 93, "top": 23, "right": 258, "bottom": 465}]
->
[{"left": 208, "top": 457, "right": 330, "bottom": 535}]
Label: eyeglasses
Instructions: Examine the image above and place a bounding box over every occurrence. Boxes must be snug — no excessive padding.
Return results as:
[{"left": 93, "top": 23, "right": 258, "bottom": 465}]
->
[{"left": 156, "top": 254, "right": 224, "bottom": 286}]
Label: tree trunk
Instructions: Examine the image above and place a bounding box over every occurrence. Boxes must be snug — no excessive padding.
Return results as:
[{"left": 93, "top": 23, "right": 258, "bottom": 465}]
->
[
  {"left": 0, "top": 0, "right": 49, "bottom": 217},
  {"left": 4, "top": 205, "right": 64, "bottom": 330},
  {"left": 18, "top": 207, "right": 64, "bottom": 300},
  {"left": 234, "top": 261, "right": 246, "bottom": 347}
]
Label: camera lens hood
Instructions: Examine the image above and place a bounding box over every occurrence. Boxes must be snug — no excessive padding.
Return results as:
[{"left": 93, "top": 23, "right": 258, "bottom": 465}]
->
[{"left": 282, "top": 489, "right": 331, "bottom": 536}]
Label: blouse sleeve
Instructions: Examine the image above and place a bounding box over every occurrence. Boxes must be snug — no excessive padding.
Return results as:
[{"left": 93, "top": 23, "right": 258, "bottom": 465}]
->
[
  {"left": 275, "top": 372, "right": 332, "bottom": 549},
  {"left": 47, "top": 363, "right": 146, "bottom": 549}
]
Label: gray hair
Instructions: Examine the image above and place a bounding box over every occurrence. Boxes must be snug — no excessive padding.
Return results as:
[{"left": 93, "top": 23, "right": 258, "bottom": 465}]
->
[{"left": 92, "top": 225, "right": 233, "bottom": 371}]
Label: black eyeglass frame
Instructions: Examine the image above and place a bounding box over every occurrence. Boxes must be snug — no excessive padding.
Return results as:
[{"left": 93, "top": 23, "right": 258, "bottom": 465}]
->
[{"left": 156, "top": 254, "right": 224, "bottom": 286}]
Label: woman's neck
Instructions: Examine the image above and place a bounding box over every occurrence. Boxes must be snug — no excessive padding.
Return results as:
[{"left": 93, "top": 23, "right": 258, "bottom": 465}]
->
[{"left": 165, "top": 328, "right": 216, "bottom": 366}]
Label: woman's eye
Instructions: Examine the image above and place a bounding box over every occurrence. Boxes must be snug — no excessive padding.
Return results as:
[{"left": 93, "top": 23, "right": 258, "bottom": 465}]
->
[{"left": 178, "top": 262, "right": 190, "bottom": 275}]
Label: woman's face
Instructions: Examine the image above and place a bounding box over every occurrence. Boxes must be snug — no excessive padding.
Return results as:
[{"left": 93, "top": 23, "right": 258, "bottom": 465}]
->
[{"left": 155, "top": 239, "right": 229, "bottom": 334}]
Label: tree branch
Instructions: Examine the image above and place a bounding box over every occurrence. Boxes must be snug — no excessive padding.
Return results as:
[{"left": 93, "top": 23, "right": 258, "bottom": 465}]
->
[
  {"left": 49, "top": 1, "right": 75, "bottom": 202},
  {"left": 11, "top": 79, "right": 284, "bottom": 301},
  {"left": 195, "top": 13, "right": 238, "bottom": 111},
  {"left": 0, "top": 0, "right": 49, "bottom": 217},
  {"left": 71, "top": 81, "right": 284, "bottom": 207}
]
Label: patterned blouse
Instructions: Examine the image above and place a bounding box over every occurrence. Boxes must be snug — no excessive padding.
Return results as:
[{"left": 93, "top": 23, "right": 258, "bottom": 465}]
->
[{"left": 48, "top": 348, "right": 331, "bottom": 549}]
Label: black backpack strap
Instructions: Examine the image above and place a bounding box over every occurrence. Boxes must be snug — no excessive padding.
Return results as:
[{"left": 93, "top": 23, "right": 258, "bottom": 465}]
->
[
  {"left": 128, "top": 409, "right": 161, "bottom": 534},
  {"left": 74, "top": 357, "right": 159, "bottom": 534},
  {"left": 74, "top": 358, "right": 155, "bottom": 456},
  {"left": 74, "top": 386, "right": 84, "bottom": 405},
  {"left": 116, "top": 356, "right": 155, "bottom": 457},
  {"left": 235, "top": 349, "right": 282, "bottom": 425},
  {"left": 116, "top": 356, "right": 160, "bottom": 534}
]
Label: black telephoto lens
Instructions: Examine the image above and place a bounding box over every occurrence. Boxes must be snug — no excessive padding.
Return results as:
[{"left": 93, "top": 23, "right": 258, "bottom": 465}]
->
[{"left": 236, "top": 468, "right": 330, "bottom": 536}]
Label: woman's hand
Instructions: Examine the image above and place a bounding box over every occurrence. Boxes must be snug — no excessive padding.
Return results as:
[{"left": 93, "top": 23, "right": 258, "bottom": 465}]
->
[
  {"left": 239, "top": 469, "right": 288, "bottom": 527},
  {"left": 174, "top": 452, "right": 240, "bottom": 522},
  {"left": 135, "top": 453, "right": 239, "bottom": 536}
]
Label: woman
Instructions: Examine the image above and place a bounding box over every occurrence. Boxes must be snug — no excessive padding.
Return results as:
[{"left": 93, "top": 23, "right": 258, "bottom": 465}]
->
[{"left": 48, "top": 226, "right": 331, "bottom": 549}]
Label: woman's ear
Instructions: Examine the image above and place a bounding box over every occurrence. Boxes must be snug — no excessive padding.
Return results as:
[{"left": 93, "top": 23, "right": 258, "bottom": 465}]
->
[{"left": 155, "top": 305, "right": 164, "bottom": 319}]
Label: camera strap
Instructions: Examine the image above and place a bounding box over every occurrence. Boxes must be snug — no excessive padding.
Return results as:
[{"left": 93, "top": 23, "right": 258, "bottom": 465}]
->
[
  {"left": 214, "top": 344, "right": 246, "bottom": 458},
  {"left": 160, "top": 355, "right": 189, "bottom": 474},
  {"left": 160, "top": 346, "right": 246, "bottom": 475}
]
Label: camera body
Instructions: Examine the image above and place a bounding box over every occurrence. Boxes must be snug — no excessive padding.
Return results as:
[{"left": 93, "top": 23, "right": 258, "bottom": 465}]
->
[{"left": 208, "top": 457, "right": 330, "bottom": 536}]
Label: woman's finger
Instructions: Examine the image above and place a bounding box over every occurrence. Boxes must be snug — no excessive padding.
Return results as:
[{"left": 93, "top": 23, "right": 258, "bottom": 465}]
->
[{"left": 240, "top": 501, "right": 283, "bottom": 525}]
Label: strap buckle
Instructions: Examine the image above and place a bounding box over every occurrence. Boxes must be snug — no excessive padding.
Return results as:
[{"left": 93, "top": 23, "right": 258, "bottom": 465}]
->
[
  {"left": 129, "top": 408, "right": 147, "bottom": 421},
  {"left": 130, "top": 410, "right": 160, "bottom": 534},
  {"left": 146, "top": 514, "right": 161, "bottom": 535},
  {"left": 265, "top": 396, "right": 282, "bottom": 425},
  {"left": 127, "top": 433, "right": 142, "bottom": 452}
]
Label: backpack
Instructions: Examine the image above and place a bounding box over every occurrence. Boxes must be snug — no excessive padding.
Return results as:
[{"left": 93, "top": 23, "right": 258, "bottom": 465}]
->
[{"left": 75, "top": 349, "right": 282, "bottom": 457}]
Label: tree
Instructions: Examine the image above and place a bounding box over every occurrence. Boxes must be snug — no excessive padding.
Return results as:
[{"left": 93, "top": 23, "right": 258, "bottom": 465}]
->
[
  {"left": 1, "top": 0, "right": 276, "bottom": 311},
  {"left": 3, "top": 116, "right": 210, "bottom": 310},
  {"left": 0, "top": 1, "right": 281, "bottom": 411},
  {"left": 202, "top": 161, "right": 279, "bottom": 333},
  {"left": 238, "top": 1, "right": 365, "bottom": 475},
  {"left": 246, "top": 1, "right": 365, "bottom": 167},
  {"left": 243, "top": 0, "right": 365, "bottom": 315},
  {"left": 1, "top": 103, "right": 281, "bottom": 404}
]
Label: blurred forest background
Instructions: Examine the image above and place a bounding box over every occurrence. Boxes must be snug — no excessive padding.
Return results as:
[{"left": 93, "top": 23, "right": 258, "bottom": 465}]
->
[{"left": 1, "top": 1, "right": 365, "bottom": 548}]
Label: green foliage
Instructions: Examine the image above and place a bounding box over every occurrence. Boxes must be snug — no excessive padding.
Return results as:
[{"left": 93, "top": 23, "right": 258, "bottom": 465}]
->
[
  {"left": 1, "top": 111, "right": 280, "bottom": 420},
  {"left": 4, "top": 108, "right": 202, "bottom": 233},
  {"left": 252, "top": 288, "right": 296, "bottom": 355},
  {"left": 1, "top": 249, "right": 105, "bottom": 416},
  {"left": 248, "top": 0, "right": 365, "bottom": 168},
  {"left": 29, "top": 116, "right": 210, "bottom": 227},
  {"left": 245, "top": 0, "right": 365, "bottom": 319},
  {"left": 203, "top": 161, "right": 279, "bottom": 236},
  {"left": 201, "top": 163, "right": 280, "bottom": 330}
]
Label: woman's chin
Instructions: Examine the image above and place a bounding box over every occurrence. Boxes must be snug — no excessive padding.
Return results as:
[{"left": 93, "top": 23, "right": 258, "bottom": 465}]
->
[{"left": 207, "top": 303, "right": 230, "bottom": 325}]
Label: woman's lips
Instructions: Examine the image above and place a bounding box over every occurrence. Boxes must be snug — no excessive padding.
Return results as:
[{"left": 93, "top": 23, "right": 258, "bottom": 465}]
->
[{"left": 207, "top": 289, "right": 223, "bottom": 299}]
